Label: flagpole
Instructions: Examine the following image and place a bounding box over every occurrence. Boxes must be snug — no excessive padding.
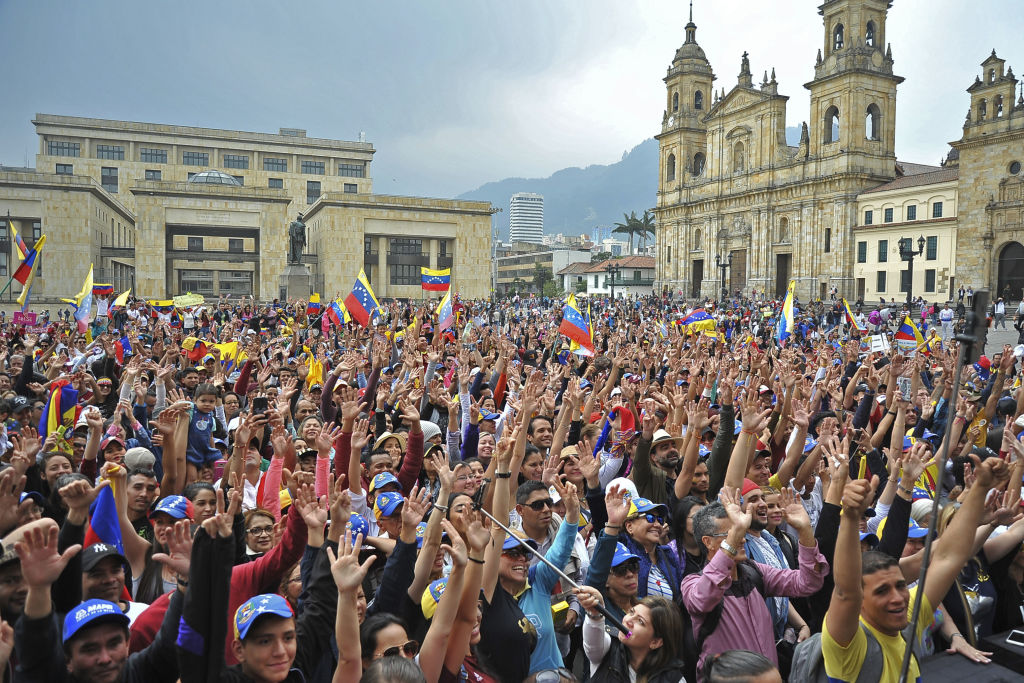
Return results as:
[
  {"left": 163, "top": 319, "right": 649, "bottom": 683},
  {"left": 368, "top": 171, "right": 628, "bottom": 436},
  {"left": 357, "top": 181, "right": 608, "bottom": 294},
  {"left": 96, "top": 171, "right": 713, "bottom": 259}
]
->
[{"left": 0, "top": 274, "right": 19, "bottom": 299}]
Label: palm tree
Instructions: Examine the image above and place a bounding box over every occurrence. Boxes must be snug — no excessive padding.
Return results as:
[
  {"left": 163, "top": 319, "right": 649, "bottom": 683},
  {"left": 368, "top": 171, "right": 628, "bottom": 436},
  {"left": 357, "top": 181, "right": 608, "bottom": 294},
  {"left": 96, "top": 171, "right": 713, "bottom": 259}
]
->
[
  {"left": 613, "top": 212, "right": 640, "bottom": 255},
  {"left": 637, "top": 210, "right": 656, "bottom": 253}
]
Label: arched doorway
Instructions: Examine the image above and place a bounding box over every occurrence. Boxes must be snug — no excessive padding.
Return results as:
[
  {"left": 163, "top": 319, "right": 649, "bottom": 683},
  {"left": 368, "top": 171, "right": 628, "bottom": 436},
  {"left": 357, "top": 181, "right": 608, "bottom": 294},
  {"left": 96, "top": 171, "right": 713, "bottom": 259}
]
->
[{"left": 998, "top": 241, "right": 1024, "bottom": 300}]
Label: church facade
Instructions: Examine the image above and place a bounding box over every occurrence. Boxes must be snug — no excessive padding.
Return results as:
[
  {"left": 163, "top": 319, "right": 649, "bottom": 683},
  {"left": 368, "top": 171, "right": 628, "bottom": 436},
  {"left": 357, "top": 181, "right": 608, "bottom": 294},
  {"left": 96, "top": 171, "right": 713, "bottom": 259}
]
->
[{"left": 654, "top": 0, "right": 904, "bottom": 301}]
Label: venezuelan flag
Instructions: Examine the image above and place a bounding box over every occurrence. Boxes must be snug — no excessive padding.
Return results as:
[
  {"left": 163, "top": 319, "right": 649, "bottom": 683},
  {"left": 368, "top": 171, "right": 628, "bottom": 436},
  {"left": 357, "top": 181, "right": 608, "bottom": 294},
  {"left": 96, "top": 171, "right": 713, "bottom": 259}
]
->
[
  {"left": 777, "top": 280, "right": 795, "bottom": 343},
  {"left": 83, "top": 486, "right": 125, "bottom": 555},
  {"left": 894, "top": 316, "right": 924, "bottom": 354},
  {"left": 327, "top": 300, "right": 350, "bottom": 327},
  {"left": 421, "top": 267, "right": 451, "bottom": 292},
  {"left": 681, "top": 307, "right": 716, "bottom": 335},
  {"left": 72, "top": 264, "right": 94, "bottom": 334},
  {"left": 111, "top": 289, "right": 131, "bottom": 310},
  {"left": 842, "top": 298, "right": 864, "bottom": 332},
  {"left": 114, "top": 335, "right": 133, "bottom": 364},
  {"left": 13, "top": 235, "right": 46, "bottom": 285},
  {"left": 344, "top": 269, "right": 381, "bottom": 327},
  {"left": 437, "top": 290, "right": 455, "bottom": 331},
  {"left": 92, "top": 284, "right": 114, "bottom": 297},
  {"left": 307, "top": 293, "right": 322, "bottom": 317},
  {"left": 39, "top": 379, "right": 79, "bottom": 440},
  {"left": 559, "top": 294, "right": 594, "bottom": 354}
]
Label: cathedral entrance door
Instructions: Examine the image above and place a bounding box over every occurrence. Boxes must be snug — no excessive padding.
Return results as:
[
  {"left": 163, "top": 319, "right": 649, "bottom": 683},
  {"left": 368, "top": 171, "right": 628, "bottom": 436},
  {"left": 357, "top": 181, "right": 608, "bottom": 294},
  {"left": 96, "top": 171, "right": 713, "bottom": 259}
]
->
[
  {"left": 729, "top": 250, "right": 747, "bottom": 295},
  {"left": 998, "top": 241, "right": 1024, "bottom": 300},
  {"left": 691, "top": 259, "right": 704, "bottom": 298},
  {"left": 775, "top": 253, "right": 791, "bottom": 297}
]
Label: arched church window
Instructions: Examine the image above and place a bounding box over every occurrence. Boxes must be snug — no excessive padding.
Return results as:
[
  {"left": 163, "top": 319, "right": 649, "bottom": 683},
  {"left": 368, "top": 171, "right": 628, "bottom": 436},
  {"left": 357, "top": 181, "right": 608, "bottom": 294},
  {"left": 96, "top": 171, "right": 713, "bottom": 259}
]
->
[
  {"left": 733, "top": 142, "right": 745, "bottom": 173},
  {"left": 693, "top": 229, "right": 702, "bottom": 250},
  {"left": 694, "top": 90, "right": 703, "bottom": 110},
  {"left": 693, "top": 152, "right": 706, "bottom": 176},
  {"left": 667, "top": 154, "right": 676, "bottom": 182},
  {"left": 996, "top": 95, "right": 1004, "bottom": 117},
  {"left": 833, "top": 24, "right": 844, "bottom": 50},
  {"left": 672, "top": 92, "right": 679, "bottom": 112},
  {"left": 824, "top": 106, "right": 840, "bottom": 144},
  {"left": 866, "top": 104, "right": 881, "bottom": 141},
  {"left": 865, "top": 21, "right": 875, "bottom": 47},
  {"left": 980, "top": 99, "right": 988, "bottom": 120},
  {"left": 778, "top": 217, "right": 789, "bottom": 242},
  {"left": 989, "top": 69, "right": 996, "bottom": 84}
]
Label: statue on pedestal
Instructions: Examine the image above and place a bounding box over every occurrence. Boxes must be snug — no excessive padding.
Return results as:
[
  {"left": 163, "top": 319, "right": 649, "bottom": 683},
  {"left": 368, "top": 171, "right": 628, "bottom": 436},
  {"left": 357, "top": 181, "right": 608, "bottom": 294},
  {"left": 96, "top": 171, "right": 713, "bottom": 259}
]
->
[{"left": 288, "top": 214, "right": 306, "bottom": 265}]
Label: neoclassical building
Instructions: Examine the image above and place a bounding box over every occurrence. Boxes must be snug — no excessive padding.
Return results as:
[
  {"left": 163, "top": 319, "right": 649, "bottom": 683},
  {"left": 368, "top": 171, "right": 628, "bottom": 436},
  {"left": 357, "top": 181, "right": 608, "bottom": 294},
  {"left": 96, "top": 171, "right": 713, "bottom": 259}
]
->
[{"left": 655, "top": 0, "right": 907, "bottom": 301}]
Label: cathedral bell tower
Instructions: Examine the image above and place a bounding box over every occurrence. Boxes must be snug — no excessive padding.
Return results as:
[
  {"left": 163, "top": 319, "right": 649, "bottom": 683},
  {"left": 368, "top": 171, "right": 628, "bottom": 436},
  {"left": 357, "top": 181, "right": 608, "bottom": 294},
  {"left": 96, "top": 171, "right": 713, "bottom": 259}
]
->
[
  {"left": 657, "top": 2, "right": 716, "bottom": 195},
  {"left": 804, "top": 0, "right": 902, "bottom": 175}
]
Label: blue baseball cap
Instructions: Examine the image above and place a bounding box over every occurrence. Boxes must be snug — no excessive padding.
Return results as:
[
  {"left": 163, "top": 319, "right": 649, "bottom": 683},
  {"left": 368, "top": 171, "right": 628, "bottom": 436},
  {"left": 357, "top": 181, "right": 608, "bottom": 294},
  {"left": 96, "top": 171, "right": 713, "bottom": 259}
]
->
[
  {"left": 481, "top": 411, "right": 501, "bottom": 421},
  {"left": 234, "top": 593, "right": 295, "bottom": 640},
  {"left": 627, "top": 497, "right": 669, "bottom": 518},
  {"left": 369, "top": 472, "right": 400, "bottom": 494},
  {"left": 149, "top": 495, "right": 194, "bottom": 521},
  {"left": 346, "top": 513, "right": 369, "bottom": 545},
  {"left": 421, "top": 577, "right": 448, "bottom": 619},
  {"left": 63, "top": 599, "right": 129, "bottom": 642},
  {"left": 374, "top": 491, "right": 404, "bottom": 519},
  {"left": 610, "top": 543, "right": 641, "bottom": 568},
  {"left": 501, "top": 533, "right": 539, "bottom": 552},
  {"left": 859, "top": 532, "right": 879, "bottom": 547},
  {"left": 20, "top": 491, "right": 44, "bottom": 506},
  {"left": 803, "top": 435, "right": 817, "bottom": 453},
  {"left": 907, "top": 519, "right": 929, "bottom": 539}
]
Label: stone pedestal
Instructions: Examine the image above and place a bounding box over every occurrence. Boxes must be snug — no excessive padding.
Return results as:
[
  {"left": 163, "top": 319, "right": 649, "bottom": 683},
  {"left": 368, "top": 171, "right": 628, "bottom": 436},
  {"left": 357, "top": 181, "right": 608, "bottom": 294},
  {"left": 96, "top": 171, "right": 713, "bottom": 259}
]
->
[{"left": 279, "top": 264, "right": 313, "bottom": 300}]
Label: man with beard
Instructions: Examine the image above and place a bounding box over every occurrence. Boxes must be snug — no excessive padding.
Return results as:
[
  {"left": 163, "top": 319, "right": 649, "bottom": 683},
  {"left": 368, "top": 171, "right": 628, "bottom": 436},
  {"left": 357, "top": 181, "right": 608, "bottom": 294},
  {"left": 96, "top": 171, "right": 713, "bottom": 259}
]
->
[
  {"left": 632, "top": 421, "right": 685, "bottom": 511},
  {"left": 740, "top": 479, "right": 792, "bottom": 641}
]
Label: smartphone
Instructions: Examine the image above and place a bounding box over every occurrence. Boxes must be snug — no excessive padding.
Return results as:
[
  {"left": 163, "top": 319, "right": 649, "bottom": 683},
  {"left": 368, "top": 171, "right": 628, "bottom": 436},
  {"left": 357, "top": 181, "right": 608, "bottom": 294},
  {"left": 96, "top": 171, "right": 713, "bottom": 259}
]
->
[
  {"left": 213, "top": 459, "right": 227, "bottom": 482},
  {"left": 252, "top": 396, "right": 269, "bottom": 414},
  {"left": 1006, "top": 629, "right": 1024, "bottom": 647},
  {"left": 874, "top": 356, "right": 891, "bottom": 371},
  {"left": 897, "top": 376, "right": 912, "bottom": 402}
]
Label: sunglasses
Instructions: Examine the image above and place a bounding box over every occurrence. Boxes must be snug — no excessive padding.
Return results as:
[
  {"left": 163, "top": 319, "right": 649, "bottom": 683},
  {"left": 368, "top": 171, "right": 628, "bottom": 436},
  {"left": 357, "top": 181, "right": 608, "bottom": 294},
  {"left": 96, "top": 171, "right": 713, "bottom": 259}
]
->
[
  {"left": 631, "top": 513, "right": 665, "bottom": 525},
  {"left": 378, "top": 640, "right": 419, "bottom": 659},
  {"left": 503, "top": 547, "right": 532, "bottom": 561},
  {"left": 610, "top": 560, "right": 640, "bottom": 577},
  {"left": 525, "top": 498, "right": 554, "bottom": 512}
]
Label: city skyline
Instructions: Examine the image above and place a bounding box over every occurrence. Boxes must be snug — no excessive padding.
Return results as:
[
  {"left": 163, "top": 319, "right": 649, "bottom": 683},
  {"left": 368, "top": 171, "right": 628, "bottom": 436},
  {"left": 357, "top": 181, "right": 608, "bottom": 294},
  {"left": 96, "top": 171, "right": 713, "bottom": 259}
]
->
[{"left": 0, "top": 1, "right": 1020, "bottom": 200}]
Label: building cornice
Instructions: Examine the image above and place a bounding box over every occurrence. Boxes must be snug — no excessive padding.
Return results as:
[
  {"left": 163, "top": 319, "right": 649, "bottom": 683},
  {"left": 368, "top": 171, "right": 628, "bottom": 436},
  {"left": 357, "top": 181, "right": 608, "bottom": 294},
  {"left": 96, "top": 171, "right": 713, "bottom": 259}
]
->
[
  {"left": 304, "top": 193, "right": 496, "bottom": 219},
  {"left": 0, "top": 170, "right": 135, "bottom": 222},
  {"left": 129, "top": 180, "right": 292, "bottom": 203}
]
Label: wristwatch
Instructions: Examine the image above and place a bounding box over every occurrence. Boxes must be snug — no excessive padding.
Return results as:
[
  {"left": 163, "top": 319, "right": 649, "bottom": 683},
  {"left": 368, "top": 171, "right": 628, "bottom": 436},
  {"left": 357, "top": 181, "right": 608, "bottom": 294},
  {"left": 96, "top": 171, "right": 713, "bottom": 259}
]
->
[{"left": 720, "top": 540, "right": 738, "bottom": 558}]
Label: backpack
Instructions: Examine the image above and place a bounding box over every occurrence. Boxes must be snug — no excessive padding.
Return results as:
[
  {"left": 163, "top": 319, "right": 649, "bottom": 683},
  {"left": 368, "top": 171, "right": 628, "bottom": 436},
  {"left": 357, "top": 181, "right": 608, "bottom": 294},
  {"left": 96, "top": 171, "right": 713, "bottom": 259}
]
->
[{"left": 790, "top": 622, "right": 922, "bottom": 683}]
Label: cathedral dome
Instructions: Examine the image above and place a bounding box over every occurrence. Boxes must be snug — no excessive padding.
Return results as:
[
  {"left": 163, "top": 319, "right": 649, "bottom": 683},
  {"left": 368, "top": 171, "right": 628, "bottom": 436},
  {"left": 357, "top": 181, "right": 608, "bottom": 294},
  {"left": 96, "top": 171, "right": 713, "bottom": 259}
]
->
[{"left": 186, "top": 169, "right": 242, "bottom": 186}]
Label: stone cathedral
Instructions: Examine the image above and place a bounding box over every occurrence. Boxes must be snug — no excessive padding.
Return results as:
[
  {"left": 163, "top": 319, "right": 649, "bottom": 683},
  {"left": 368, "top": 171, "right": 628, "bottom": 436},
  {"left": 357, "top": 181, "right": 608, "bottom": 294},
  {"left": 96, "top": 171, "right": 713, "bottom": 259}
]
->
[{"left": 654, "top": 0, "right": 903, "bottom": 301}]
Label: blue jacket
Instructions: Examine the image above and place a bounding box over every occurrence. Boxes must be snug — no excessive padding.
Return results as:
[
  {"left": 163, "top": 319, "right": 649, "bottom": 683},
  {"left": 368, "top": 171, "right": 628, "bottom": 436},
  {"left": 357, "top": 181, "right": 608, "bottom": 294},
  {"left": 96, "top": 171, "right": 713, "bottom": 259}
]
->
[
  {"left": 621, "top": 534, "right": 682, "bottom": 603},
  {"left": 520, "top": 519, "right": 578, "bottom": 674}
]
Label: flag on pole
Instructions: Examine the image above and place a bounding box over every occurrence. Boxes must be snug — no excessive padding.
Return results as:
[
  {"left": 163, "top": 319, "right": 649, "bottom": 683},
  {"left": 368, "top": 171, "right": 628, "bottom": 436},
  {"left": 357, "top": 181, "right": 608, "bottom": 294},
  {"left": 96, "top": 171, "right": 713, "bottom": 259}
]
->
[
  {"left": 326, "top": 300, "right": 350, "bottom": 327},
  {"left": 306, "top": 293, "right": 321, "bottom": 317},
  {"left": 9, "top": 223, "right": 27, "bottom": 262},
  {"left": 15, "top": 235, "right": 46, "bottom": 311},
  {"left": 13, "top": 235, "right": 46, "bottom": 285},
  {"left": 559, "top": 294, "right": 594, "bottom": 355},
  {"left": 436, "top": 290, "right": 454, "bottom": 331},
  {"left": 344, "top": 269, "right": 381, "bottom": 327},
  {"left": 83, "top": 486, "right": 124, "bottom": 555},
  {"left": 64, "top": 265, "right": 95, "bottom": 334},
  {"left": 895, "top": 315, "right": 925, "bottom": 355},
  {"left": 842, "top": 298, "right": 864, "bottom": 332},
  {"left": 777, "top": 280, "right": 795, "bottom": 343},
  {"left": 420, "top": 267, "right": 451, "bottom": 292},
  {"left": 111, "top": 289, "right": 131, "bottom": 310}
]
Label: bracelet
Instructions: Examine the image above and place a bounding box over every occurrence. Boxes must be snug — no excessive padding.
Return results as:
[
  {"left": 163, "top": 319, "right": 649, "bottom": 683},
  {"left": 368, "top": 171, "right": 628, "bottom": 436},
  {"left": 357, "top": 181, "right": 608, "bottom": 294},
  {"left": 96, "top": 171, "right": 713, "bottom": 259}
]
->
[
  {"left": 951, "top": 632, "right": 966, "bottom": 641},
  {"left": 898, "top": 485, "right": 914, "bottom": 495},
  {"left": 481, "top": 477, "right": 492, "bottom": 483},
  {"left": 433, "top": 504, "right": 449, "bottom": 513},
  {"left": 797, "top": 624, "right": 810, "bottom": 631},
  {"left": 887, "top": 411, "right": 897, "bottom": 416},
  {"left": 468, "top": 556, "right": 485, "bottom": 565},
  {"left": 587, "top": 611, "right": 604, "bottom": 620},
  {"left": 604, "top": 524, "right": 622, "bottom": 530},
  {"left": 496, "top": 471, "right": 512, "bottom": 479}
]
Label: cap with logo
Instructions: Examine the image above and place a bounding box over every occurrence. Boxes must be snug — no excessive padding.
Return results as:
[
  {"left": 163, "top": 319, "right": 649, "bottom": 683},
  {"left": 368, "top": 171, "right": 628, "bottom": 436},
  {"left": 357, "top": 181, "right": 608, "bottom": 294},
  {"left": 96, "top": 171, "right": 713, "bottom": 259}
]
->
[
  {"left": 233, "top": 593, "right": 295, "bottom": 640},
  {"left": 421, "top": 576, "right": 448, "bottom": 618},
  {"left": 610, "top": 542, "right": 641, "bottom": 568},
  {"left": 369, "top": 472, "right": 400, "bottom": 494},
  {"left": 374, "top": 491, "right": 404, "bottom": 519},
  {"left": 149, "top": 495, "right": 195, "bottom": 521},
  {"left": 80, "top": 543, "right": 129, "bottom": 572},
  {"left": 627, "top": 497, "right": 669, "bottom": 519},
  {"left": 63, "top": 599, "right": 130, "bottom": 642}
]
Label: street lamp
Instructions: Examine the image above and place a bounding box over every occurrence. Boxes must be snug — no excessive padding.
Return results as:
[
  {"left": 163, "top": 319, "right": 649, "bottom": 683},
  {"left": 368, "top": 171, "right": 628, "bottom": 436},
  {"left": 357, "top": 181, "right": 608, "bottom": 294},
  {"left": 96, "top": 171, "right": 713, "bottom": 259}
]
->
[
  {"left": 715, "top": 252, "right": 733, "bottom": 301},
  {"left": 898, "top": 235, "right": 926, "bottom": 308},
  {"left": 605, "top": 263, "right": 622, "bottom": 299}
]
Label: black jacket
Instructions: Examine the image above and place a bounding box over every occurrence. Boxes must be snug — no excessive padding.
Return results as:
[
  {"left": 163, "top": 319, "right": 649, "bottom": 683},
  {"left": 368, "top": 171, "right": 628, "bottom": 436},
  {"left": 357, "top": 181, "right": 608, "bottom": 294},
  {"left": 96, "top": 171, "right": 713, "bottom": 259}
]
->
[{"left": 589, "top": 637, "right": 687, "bottom": 683}]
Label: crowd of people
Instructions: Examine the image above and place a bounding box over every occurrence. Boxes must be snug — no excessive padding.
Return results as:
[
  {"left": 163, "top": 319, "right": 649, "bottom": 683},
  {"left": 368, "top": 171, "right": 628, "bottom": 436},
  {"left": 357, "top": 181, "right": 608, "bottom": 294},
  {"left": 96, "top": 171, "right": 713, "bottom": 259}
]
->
[{"left": 0, "top": 289, "right": 1022, "bottom": 683}]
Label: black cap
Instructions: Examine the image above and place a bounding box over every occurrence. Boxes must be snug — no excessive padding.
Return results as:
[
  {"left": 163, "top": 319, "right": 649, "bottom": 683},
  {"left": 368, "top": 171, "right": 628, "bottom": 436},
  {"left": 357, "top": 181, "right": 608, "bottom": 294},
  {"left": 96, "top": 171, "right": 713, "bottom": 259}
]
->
[{"left": 80, "top": 543, "right": 129, "bottom": 572}]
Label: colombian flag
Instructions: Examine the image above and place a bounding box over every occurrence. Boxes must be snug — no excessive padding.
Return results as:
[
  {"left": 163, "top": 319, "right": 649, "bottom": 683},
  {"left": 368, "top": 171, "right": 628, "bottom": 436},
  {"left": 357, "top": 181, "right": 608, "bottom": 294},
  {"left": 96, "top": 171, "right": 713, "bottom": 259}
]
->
[
  {"left": 895, "top": 316, "right": 925, "bottom": 355},
  {"left": 421, "top": 267, "right": 451, "bottom": 292},
  {"left": 777, "top": 280, "right": 795, "bottom": 343},
  {"left": 13, "top": 235, "right": 46, "bottom": 285},
  {"left": 559, "top": 294, "right": 594, "bottom": 354},
  {"left": 39, "top": 379, "right": 80, "bottom": 440},
  {"left": 344, "top": 269, "right": 381, "bottom": 327},
  {"left": 9, "top": 223, "right": 27, "bottom": 261},
  {"left": 307, "top": 293, "right": 322, "bottom": 317}
]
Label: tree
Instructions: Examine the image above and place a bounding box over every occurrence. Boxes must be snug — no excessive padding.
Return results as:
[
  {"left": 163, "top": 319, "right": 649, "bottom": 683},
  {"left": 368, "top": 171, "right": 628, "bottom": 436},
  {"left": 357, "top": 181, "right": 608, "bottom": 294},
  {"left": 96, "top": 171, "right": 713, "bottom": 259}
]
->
[
  {"left": 613, "top": 212, "right": 640, "bottom": 255},
  {"left": 637, "top": 210, "right": 656, "bottom": 253},
  {"left": 532, "top": 263, "right": 552, "bottom": 293},
  {"left": 542, "top": 281, "right": 561, "bottom": 298},
  {"left": 591, "top": 251, "right": 613, "bottom": 263}
]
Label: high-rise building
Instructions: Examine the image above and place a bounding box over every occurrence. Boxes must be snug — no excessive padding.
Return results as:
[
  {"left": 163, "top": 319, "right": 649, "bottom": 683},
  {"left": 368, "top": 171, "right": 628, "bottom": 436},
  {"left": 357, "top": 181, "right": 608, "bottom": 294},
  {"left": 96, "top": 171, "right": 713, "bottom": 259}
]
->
[{"left": 509, "top": 192, "right": 544, "bottom": 243}]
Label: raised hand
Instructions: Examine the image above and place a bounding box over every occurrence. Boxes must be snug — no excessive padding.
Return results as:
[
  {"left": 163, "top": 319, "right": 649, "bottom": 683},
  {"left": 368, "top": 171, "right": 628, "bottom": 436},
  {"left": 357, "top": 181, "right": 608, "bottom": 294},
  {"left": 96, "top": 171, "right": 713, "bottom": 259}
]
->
[
  {"left": 349, "top": 418, "right": 371, "bottom": 454},
  {"left": 316, "top": 422, "right": 345, "bottom": 453},
  {"left": 841, "top": 476, "right": 879, "bottom": 518},
  {"left": 151, "top": 520, "right": 194, "bottom": 576},
  {"left": 402, "top": 484, "right": 431, "bottom": 529},
  {"left": 779, "top": 487, "right": 812, "bottom": 531},
  {"left": 327, "top": 531, "right": 376, "bottom": 593},
  {"left": 15, "top": 523, "right": 80, "bottom": 589},
  {"left": 604, "top": 484, "right": 630, "bottom": 528},
  {"left": 432, "top": 451, "right": 455, "bottom": 492},
  {"left": 439, "top": 519, "right": 468, "bottom": 568},
  {"left": 719, "top": 487, "right": 752, "bottom": 536},
  {"left": 464, "top": 511, "right": 491, "bottom": 554}
]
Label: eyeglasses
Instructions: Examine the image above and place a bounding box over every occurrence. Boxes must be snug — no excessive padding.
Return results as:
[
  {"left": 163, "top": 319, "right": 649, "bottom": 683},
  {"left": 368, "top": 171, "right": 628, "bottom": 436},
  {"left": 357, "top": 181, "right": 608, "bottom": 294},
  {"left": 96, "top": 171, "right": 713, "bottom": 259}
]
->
[
  {"left": 378, "top": 640, "right": 419, "bottom": 659},
  {"left": 247, "top": 526, "right": 274, "bottom": 536},
  {"left": 503, "top": 548, "right": 532, "bottom": 561},
  {"left": 525, "top": 498, "right": 554, "bottom": 511},
  {"left": 634, "top": 513, "right": 665, "bottom": 525},
  {"left": 708, "top": 532, "right": 729, "bottom": 538},
  {"left": 610, "top": 561, "right": 640, "bottom": 577}
]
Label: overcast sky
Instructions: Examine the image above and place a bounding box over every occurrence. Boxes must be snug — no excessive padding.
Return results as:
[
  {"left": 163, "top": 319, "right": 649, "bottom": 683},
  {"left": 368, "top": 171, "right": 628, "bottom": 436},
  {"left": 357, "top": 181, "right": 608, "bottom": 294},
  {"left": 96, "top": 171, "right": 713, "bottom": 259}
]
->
[{"left": 0, "top": 1, "right": 1019, "bottom": 198}]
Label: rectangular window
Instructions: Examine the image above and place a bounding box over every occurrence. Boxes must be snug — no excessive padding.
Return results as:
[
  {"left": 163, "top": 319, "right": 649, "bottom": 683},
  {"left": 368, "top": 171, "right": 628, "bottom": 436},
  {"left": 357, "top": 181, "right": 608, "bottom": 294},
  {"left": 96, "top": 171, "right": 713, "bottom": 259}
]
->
[
  {"left": 390, "top": 264, "right": 420, "bottom": 285},
  {"left": 232, "top": 175, "right": 244, "bottom": 185},
  {"left": 228, "top": 238, "right": 244, "bottom": 253},
  {"left": 179, "top": 269, "right": 215, "bottom": 296},
  {"left": 145, "top": 169, "right": 161, "bottom": 181},
  {"left": 906, "top": 205, "right": 917, "bottom": 221},
  {"left": 182, "top": 151, "right": 209, "bottom": 166},
  {"left": 926, "top": 236, "right": 937, "bottom": 260},
  {"left": 187, "top": 172, "right": 197, "bottom": 180},
  {"left": 96, "top": 144, "right": 124, "bottom": 160},
  {"left": 878, "top": 239, "right": 888, "bottom": 262},
  {"left": 344, "top": 183, "right": 358, "bottom": 193},
  {"left": 32, "top": 221, "right": 41, "bottom": 240},
  {"left": 187, "top": 236, "right": 203, "bottom": 251},
  {"left": 390, "top": 238, "right": 422, "bottom": 255},
  {"left": 47, "top": 141, "right": 80, "bottom": 157},
  {"left": 338, "top": 161, "right": 365, "bottom": 177},
  {"left": 876, "top": 271, "right": 886, "bottom": 292},
  {"left": 884, "top": 207, "right": 894, "bottom": 223},
  {"left": 55, "top": 164, "right": 72, "bottom": 175},
  {"left": 140, "top": 147, "right": 167, "bottom": 163},
  {"left": 223, "top": 154, "right": 249, "bottom": 169},
  {"left": 365, "top": 238, "right": 375, "bottom": 254},
  {"left": 301, "top": 160, "right": 325, "bottom": 175},
  {"left": 900, "top": 269, "right": 911, "bottom": 293},
  {"left": 101, "top": 167, "right": 118, "bottom": 193},
  {"left": 263, "top": 157, "right": 288, "bottom": 172},
  {"left": 306, "top": 181, "right": 321, "bottom": 204},
  {"left": 218, "top": 270, "right": 253, "bottom": 296},
  {"left": 932, "top": 201, "right": 943, "bottom": 218},
  {"left": 864, "top": 210, "right": 873, "bottom": 225},
  {"left": 268, "top": 178, "right": 283, "bottom": 189},
  {"left": 824, "top": 228, "right": 832, "bottom": 252},
  {"left": 857, "top": 241, "right": 867, "bottom": 263},
  {"left": 924, "top": 269, "right": 936, "bottom": 292},
  {"left": 439, "top": 240, "right": 448, "bottom": 257}
]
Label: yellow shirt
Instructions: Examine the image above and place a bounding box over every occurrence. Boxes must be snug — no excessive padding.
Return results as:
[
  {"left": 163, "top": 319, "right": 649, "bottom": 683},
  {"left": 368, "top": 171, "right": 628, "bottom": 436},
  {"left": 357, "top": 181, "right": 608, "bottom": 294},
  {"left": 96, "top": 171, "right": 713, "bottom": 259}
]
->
[{"left": 822, "top": 586, "right": 932, "bottom": 683}]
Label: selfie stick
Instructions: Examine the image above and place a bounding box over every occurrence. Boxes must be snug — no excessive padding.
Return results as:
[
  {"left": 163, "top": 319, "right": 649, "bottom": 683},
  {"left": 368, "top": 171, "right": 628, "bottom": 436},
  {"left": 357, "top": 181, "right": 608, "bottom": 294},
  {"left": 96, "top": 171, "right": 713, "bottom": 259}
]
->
[
  {"left": 898, "top": 291, "right": 988, "bottom": 683},
  {"left": 474, "top": 504, "right": 630, "bottom": 636}
]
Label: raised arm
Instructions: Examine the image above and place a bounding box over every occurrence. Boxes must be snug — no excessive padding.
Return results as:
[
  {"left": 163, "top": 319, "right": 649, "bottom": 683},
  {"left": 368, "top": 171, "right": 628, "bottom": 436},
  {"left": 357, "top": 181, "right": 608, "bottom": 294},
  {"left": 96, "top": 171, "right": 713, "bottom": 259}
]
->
[{"left": 825, "top": 475, "right": 878, "bottom": 647}]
